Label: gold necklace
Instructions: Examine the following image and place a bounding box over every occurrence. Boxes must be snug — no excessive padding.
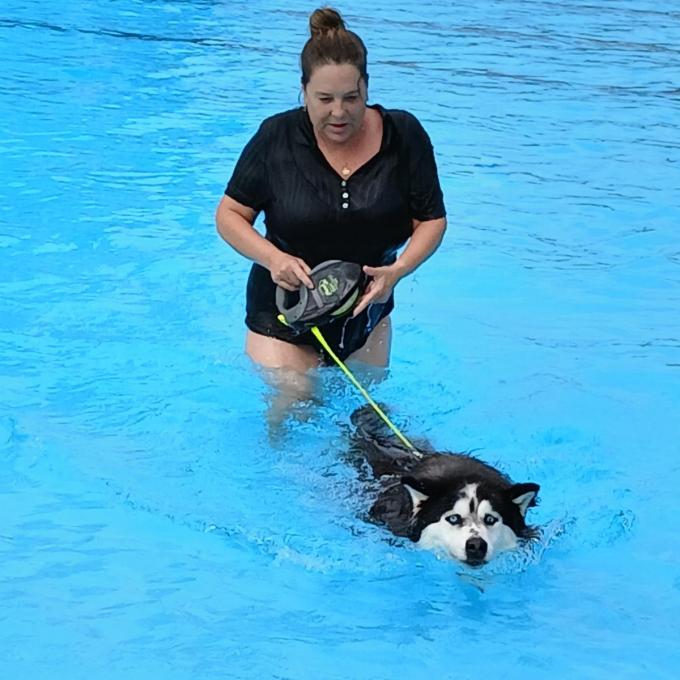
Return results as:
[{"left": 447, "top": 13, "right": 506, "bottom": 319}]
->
[
  {"left": 318, "top": 121, "right": 368, "bottom": 178},
  {"left": 318, "top": 140, "right": 352, "bottom": 176}
]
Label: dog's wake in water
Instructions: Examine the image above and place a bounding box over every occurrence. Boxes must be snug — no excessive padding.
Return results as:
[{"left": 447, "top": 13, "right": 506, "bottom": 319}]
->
[{"left": 349, "top": 407, "right": 541, "bottom": 567}]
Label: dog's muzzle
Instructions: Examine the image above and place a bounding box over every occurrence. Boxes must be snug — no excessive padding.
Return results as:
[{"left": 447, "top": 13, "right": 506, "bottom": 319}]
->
[{"left": 465, "top": 536, "right": 488, "bottom": 565}]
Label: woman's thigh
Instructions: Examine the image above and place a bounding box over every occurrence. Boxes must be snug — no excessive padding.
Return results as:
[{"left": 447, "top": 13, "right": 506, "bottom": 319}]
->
[
  {"left": 347, "top": 316, "right": 392, "bottom": 367},
  {"left": 246, "top": 330, "right": 320, "bottom": 373},
  {"left": 245, "top": 331, "right": 322, "bottom": 433}
]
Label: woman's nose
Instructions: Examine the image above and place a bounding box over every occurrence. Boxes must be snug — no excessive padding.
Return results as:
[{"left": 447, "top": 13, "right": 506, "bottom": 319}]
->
[{"left": 331, "top": 99, "right": 344, "bottom": 118}]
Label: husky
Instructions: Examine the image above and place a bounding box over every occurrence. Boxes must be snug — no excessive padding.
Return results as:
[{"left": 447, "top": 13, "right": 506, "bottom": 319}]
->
[{"left": 350, "top": 407, "right": 540, "bottom": 566}]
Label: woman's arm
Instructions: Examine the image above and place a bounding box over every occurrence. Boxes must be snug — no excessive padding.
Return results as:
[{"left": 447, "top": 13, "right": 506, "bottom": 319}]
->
[
  {"left": 215, "top": 195, "right": 313, "bottom": 290},
  {"left": 352, "top": 216, "right": 447, "bottom": 316},
  {"left": 393, "top": 216, "right": 447, "bottom": 278}
]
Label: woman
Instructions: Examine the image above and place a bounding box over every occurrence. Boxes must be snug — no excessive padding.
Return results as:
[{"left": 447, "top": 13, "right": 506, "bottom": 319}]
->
[{"left": 216, "top": 7, "right": 446, "bottom": 375}]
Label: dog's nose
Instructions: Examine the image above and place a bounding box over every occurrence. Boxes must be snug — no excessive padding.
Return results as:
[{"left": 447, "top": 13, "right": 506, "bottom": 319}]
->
[{"left": 465, "top": 536, "right": 487, "bottom": 561}]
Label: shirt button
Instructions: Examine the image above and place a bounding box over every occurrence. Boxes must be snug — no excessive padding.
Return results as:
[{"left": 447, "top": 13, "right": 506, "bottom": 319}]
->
[
  {"left": 342, "top": 192, "right": 349, "bottom": 199},
  {"left": 341, "top": 180, "right": 347, "bottom": 187},
  {"left": 342, "top": 202, "right": 349, "bottom": 209}
]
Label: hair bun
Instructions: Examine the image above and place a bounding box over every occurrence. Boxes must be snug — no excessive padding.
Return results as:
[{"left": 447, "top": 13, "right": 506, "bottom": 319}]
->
[{"left": 309, "top": 7, "right": 346, "bottom": 38}]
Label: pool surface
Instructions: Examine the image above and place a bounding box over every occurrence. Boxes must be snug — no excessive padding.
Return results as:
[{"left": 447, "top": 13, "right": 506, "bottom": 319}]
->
[{"left": 1, "top": 1, "right": 679, "bottom": 677}]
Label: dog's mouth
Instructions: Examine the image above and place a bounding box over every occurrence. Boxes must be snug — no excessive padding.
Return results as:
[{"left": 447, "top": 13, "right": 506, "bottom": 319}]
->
[{"left": 464, "top": 557, "right": 487, "bottom": 568}]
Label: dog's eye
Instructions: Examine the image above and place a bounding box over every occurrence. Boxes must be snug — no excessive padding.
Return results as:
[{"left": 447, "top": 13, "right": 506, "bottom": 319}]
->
[
  {"left": 446, "top": 514, "right": 462, "bottom": 526},
  {"left": 484, "top": 514, "right": 498, "bottom": 526}
]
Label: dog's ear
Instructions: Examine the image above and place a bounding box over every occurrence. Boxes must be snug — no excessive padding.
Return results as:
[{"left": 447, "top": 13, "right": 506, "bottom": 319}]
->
[
  {"left": 401, "top": 478, "right": 429, "bottom": 510},
  {"left": 509, "top": 483, "right": 540, "bottom": 516}
]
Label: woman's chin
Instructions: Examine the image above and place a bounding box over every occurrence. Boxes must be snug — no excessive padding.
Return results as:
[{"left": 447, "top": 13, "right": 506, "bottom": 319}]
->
[{"left": 322, "top": 125, "right": 354, "bottom": 143}]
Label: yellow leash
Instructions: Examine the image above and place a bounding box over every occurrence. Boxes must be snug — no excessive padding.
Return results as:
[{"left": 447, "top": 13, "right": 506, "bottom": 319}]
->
[
  {"left": 275, "top": 262, "right": 419, "bottom": 454},
  {"left": 309, "top": 326, "right": 419, "bottom": 453},
  {"left": 276, "top": 311, "right": 419, "bottom": 453}
]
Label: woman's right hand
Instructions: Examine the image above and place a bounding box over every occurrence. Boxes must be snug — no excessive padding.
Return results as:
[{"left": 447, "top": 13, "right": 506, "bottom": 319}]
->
[
  {"left": 267, "top": 251, "right": 314, "bottom": 291},
  {"left": 214, "top": 196, "right": 313, "bottom": 290}
]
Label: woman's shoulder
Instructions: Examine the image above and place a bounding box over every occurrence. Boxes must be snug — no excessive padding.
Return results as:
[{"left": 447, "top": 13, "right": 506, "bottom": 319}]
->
[
  {"left": 256, "top": 107, "right": 305, "bottom": 135},
  {"left": 382, "top": 107, "right": 419, "bottom": 124},
  {"left": 382, "top": 107, "right": 426, "bottom": 131},
  {"left": 381, "top": 107, "right": 433, "bottom": 150},
  {"left": 240, "top": 108, "right": 305, "bottom": 156}
]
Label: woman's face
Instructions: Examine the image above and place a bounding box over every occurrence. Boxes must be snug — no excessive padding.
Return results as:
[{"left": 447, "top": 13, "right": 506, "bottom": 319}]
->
[{"left": 303, "top": 62, "right": 367, "bottom": 145}]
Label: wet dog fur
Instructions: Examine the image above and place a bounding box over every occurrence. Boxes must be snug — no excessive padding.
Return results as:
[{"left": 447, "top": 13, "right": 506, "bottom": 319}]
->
[{"left": 349, "top": 407, "right": 540, "bottom": 566}]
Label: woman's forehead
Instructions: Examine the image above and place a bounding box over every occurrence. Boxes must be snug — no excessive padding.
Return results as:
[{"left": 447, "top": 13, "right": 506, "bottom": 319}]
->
[{"left": 307, "top": 63, "right": 363, "bottom": 92}]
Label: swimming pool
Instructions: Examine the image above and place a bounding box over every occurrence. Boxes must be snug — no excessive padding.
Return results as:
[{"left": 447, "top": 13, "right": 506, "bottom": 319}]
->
[{"left": 1, "top": 0, "right": 679, "bottom": 677}]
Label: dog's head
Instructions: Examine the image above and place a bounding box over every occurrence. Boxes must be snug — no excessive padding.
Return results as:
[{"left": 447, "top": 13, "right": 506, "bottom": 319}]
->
[{"left": 402, "top": 459, "right": 539, "bottom": 566}]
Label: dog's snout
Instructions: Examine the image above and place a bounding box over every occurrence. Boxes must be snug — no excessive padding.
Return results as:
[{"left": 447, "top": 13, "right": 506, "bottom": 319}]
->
[{"left": 465, "top": 536, "right": 487, "bottom": 561}]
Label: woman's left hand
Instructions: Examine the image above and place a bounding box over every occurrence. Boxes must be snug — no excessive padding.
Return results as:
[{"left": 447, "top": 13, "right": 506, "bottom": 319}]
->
[{"left": 352, "top": 263, "right": 405, "bottom": 317}]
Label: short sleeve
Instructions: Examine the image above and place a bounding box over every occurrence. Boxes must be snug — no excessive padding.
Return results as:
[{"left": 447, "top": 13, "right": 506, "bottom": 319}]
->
[
  {"left": 224, "top": 120, "right": 271, "bottom": 211},
  {"left": 397, "top": 112, "right": 446, "bottom": 222}
]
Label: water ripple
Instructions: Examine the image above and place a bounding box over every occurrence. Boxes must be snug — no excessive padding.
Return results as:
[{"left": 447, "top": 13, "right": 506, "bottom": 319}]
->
[{"left": 2, "top": 0, "right": 680, "bottom": 675}]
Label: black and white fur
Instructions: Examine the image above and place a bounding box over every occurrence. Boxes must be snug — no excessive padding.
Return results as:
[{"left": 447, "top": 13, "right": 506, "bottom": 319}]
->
[{"left": 350, "top": 407, "right": 540, "bottom": 566}]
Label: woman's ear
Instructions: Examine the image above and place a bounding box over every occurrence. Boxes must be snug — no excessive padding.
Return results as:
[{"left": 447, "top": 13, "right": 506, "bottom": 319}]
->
[{"left": 360, "top": 75, "right": 369, "bottom": 103}]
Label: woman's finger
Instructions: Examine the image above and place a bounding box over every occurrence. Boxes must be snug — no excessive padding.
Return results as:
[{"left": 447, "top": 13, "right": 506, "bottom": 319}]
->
[
  {"left": 296, "top": 257, "right": 312, "bottom": 276},
  {"left": 294, "top": 262, "right": 314, "bottom": 289},
  {"left": 352, "top": 289, "right": 377, "bottom": 317},
  {"left": 272, "top": 268, "right": 296, "bottom": 288},
  {"left": 276, "top": 278, "right": 297, "bottom": 291}
]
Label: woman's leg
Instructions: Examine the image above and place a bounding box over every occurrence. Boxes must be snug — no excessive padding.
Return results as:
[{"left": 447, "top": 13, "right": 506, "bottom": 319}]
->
[
  {"left": 346, "top": 316, "right": 392, "bottom": 367},
  {"left": 246, "top": 330, "right": 320, "bottom": 373},
  {"left": 245, "top": 318, "right": 392, "bottom": 433},
  {"left": 246, "top": 331, "right": 321, "bottom": 433}
]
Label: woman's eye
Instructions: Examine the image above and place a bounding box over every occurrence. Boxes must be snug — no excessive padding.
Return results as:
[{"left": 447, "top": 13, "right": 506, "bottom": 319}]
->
[
  {"left": 446, "top": 514, "right": 462, "bottom": 526},
  {"left": 484, "top": 514, "right": 498, "bottom": 526}
]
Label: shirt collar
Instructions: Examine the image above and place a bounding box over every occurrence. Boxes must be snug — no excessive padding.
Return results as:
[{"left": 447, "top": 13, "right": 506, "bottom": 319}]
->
[{"left": 294, "top": 104, "right": 393, "bottom": 151}]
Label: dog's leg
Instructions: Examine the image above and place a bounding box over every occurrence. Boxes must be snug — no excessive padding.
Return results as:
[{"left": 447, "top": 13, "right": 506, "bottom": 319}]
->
[{"left": 369, "top": 483, "right": 416, "bottom": 538}]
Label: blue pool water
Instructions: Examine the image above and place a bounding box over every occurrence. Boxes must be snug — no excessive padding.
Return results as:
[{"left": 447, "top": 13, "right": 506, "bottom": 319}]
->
[{"left": 1, "top": 0, "right": 679, "bottom": 677}]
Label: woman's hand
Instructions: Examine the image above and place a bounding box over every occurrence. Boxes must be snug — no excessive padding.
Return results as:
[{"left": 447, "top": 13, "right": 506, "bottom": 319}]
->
[
  {"left": 352, "top": 263, "right": 405, "bottom": 316},
  {"left": 351, "top": 217, "right": 447, "bottom": 317},
  {"left": 268, "top": 251, "right": 314, "bottom": 291}
]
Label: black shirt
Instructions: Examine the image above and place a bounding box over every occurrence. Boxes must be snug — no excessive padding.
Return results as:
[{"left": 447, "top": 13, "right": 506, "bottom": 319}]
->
[{"left": 225, "top": 104, "right": 446, "bottom": 360}]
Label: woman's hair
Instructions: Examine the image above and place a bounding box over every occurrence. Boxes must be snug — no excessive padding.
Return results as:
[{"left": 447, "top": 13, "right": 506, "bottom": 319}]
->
[{"left": 300, "top": 7, "right": 368, "bottom": 87}]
